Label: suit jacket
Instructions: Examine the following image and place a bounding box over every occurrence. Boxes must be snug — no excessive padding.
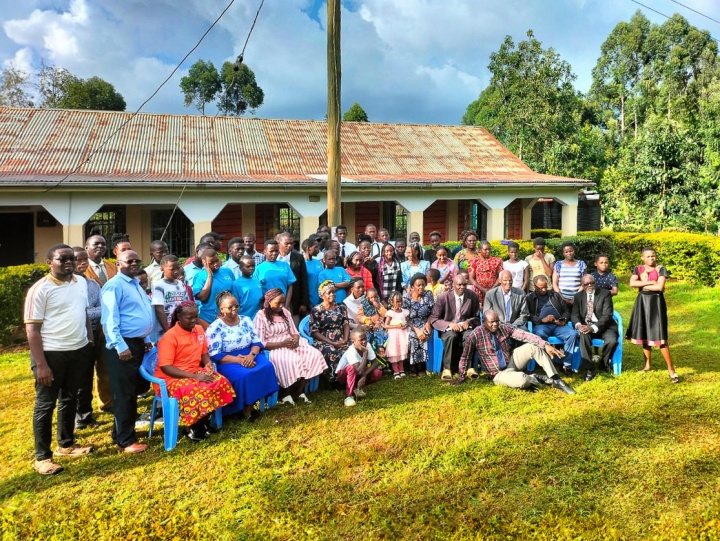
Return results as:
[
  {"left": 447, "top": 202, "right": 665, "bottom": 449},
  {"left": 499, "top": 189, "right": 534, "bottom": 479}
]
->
[
  {"left": 483, "top": 286, "right": 528, "bottom": 327},
  {"left": 525, "top": 290, "right": 570, "bottom": 325},
  {"left": 571, "top": 287, "right": 617, "bottom": 334},
  {"left": 287, "top": 250, "right": 309, "bottom": 314},
  {"left": 84, "top": 258, "right": 117, "bottom": 287},
  {"left": 430, "top": 289, "right": 481, "bottom": 332}
]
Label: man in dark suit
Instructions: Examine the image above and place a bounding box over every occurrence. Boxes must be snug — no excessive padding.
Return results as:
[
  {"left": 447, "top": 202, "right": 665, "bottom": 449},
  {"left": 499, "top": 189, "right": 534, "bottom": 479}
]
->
[
  {"left": 430, "top": 274, "right": 481, "bottom": 380},
  {"left": 483, "top": 270, "right": 528, "bottom": 328},
  {"left": 276, "top": 232, "right": 310, "bottom": 320},
  {"left": 571, "top": 274, "right": 618, "bottom": 381},
  {"left": 525, "top": 275, "right": 578, "bottom": 374}
]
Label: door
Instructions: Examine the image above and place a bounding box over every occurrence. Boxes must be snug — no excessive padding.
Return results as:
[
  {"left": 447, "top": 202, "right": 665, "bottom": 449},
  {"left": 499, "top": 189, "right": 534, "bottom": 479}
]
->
[{"left": 0, "top": 213, "right": 35, "bottom": 266}]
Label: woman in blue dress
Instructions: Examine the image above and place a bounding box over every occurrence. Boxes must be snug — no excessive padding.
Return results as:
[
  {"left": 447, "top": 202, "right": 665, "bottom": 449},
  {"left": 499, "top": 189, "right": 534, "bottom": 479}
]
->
[{"left": 206, "top": 291, "right": 279, "bottom": 420}]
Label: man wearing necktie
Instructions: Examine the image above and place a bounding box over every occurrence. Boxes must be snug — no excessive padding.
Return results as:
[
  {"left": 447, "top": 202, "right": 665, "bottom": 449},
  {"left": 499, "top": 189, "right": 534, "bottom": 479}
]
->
[
  {"left": 453, "top": 310, "right": 576, "bottom": 395},
  {"left": 571, "top": 275, "right": 618, "bottom": 381},
  {"left": 335, "top": 224, "right": 356, "bottom": 260},
  {"left": 430, "top": 274, "right": 480, "bottom": 380},
  {"left": 483, "top": 270, "right": 528, "bottom": 328}
]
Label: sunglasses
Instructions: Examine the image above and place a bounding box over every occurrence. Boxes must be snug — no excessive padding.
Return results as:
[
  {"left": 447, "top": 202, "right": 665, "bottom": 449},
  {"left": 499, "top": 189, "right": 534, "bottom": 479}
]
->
[{"left": 53, "top": 256, "right": 76, "bottom": 263}]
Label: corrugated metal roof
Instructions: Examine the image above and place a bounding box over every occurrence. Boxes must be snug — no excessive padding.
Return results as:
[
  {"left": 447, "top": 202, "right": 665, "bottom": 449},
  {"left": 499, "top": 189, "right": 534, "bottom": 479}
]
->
[{"left": 0, "top": 107, "right": 590, "bottom": 187}]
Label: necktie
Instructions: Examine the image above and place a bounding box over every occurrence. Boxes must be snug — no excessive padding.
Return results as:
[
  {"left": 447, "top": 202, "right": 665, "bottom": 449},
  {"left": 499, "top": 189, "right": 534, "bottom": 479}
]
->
[
  {"left": 96, "top": 263, "right": 107, "bottom": 285},
  {"left": 454, "top": 296, "right": 462, "bottom": 322},
  {"left": 505, "top": 295, "right": 512, "bottom": 323},
  {"left": 586, "top": 294, "right": 594, "bottom": 324},
  {"left": 341, "top": 245, "right": 345, "bottom": 258},
  {"left": 491, "top": 332, "right": 507, "bottom": 370}
]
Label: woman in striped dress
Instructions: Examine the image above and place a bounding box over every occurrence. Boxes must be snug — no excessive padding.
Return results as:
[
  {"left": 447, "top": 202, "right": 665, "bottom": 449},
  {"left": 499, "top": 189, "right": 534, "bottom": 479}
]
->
[
  {"left": 552, "top": 241, "right": 586, "bottom": 306},
  {"left": 253, "top": 289, "right": 326, "bottom": 405}
]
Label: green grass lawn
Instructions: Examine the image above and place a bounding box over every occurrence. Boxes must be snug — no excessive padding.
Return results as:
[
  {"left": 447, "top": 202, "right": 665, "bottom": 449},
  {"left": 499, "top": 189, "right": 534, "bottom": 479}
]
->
[{"left": 2, "top": 280, "right": 720, "bottom": 540}]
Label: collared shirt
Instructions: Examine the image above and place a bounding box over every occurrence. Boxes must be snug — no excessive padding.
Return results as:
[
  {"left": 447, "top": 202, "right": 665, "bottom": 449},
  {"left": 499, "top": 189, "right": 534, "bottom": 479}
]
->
[
  {"left": 222, "top": 258, "right": 241, "bottom": 280},
  {"left": 243, "top": 249, "right": 265, "bottom": 266},
  {"left": 101, "top": 272, "right": 154, "bottom": 353},
  {"left": 277, "top": 252, "right": 291, "bottom": 263},
  {"left": 144, "top": 260, "right": 163, "bottom": 291}
]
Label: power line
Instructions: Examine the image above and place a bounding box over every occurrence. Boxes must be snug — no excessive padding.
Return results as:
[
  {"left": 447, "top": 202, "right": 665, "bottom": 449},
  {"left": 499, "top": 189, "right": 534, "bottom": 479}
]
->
[
  {"left": 629, "top": 0, "right": 718, "bottom": 42},
  {"left": 44, "top": 0, "right": 238, "bottom": 192},
  {"left": 668, "top": 0, "right": 720, "bottom": 27}
]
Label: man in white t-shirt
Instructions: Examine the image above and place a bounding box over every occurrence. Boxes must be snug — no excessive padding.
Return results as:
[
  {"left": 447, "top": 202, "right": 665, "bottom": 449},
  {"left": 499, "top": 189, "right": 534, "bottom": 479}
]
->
[
  {"left": 25, "top": 244, "right": 95, "bottom": 475},
  {"left": 335, "top": 328, "right": 383, "bottom": 407},
  {"left": 151, "top": 254, "right": 190, "bottom": 335}
]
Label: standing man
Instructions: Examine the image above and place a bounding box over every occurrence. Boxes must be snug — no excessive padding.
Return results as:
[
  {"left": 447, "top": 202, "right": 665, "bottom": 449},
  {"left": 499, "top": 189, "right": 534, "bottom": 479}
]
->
[
  {"left": 430, "top": 274, "right": 481, "bottom": 380},
  {"left": 423, "top": 231, "right": 443, "bottom": 264},
  {"left": 143, "top": 240, "right": 169, "bottom": 291},
  {"left": 525, "top": 237, "right": 555, "bottom": 291},
  {"left": 84, "top": 235, "right": 116, "bottom": 287},
  {"left": 101, "top": 250, "right": 155, "bottom": 454},
  {"left": 243, "top": 233, "right": 265, "bottom": 266},
  {"left": 335, "top": 224, "right": 356, "bottom": 261},
  {"left": 276, "top": 232, "right": 310, "bottom": 318},
  {"left": 364, "top": 224, "right": 382, "bottom": 259},
  {"left": 222, "top": 237, "right": 245, "bottom": 279},
  {"left": 25, "top": 244, "right": 94, "bottom": 475},
  {"left": 571, "top": 274, "right": 618, "bottom": 381}
]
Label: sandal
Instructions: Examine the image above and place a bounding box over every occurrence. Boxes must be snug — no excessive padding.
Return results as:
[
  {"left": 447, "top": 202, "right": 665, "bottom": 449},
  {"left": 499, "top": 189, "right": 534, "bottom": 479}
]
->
[
  {"left": 33, "top": 458, "right": 63, "bottom": 475},
  {"left": 670, "top": 373, "right": 680, "bottom": 384},
  {"left": 297, "top": 393, "right": 312, "bottom": 404},
  {"left": 54, "top": 444, "right": 94, "bottom": 457}
]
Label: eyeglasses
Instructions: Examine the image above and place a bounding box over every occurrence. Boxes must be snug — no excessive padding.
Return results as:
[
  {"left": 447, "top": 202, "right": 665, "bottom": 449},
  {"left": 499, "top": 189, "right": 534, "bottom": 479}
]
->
[
  {"left": 53, "top": 256, "right": 76, "bottom": 263},
  {"left": 583, "top": 282, "right": 596, "bottom": 288},
  {"left": 120, "top": 259, "right": 142, "bottom": 264}
]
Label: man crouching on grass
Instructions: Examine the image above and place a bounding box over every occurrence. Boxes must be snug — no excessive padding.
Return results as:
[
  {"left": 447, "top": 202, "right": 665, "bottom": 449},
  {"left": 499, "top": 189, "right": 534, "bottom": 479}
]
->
[
  {"left": 335, "top": 328, "right": 383, "bottom": 407},
  {"left": 451, "top": 310, "right": 575, "bottom": 395}
]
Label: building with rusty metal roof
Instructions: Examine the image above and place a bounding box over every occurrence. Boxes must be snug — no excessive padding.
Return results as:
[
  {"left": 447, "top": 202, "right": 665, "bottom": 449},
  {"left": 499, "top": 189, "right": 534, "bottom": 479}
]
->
[{"left": 0, "top": 107, "right": 591, "bottom": 265}]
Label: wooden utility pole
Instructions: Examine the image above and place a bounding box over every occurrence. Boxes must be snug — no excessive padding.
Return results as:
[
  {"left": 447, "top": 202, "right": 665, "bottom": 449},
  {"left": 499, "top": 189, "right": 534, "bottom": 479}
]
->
[{"left": 327, "top": 0, "right": 341, "bottom": 227}]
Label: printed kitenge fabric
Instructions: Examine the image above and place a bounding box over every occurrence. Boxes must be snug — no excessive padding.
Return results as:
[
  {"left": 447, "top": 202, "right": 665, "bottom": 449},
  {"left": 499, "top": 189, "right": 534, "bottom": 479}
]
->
[
  {"left": 166, "top": 372, "right": 235, "bottom": 427},
  {"left": 402, "top": 290, "right": 435, "bottom": 365}
]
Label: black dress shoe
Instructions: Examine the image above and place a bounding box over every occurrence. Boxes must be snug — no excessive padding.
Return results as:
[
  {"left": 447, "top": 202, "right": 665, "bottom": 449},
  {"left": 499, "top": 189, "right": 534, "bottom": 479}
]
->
[
  {"left": 535, "top": 374, "right": 554, "bottom": 386},
  {"left": 203, "top": 417, "right": 220, "bottom": 434},
  {"left": 187, "top": 424, "right": 207, "bottom": 441},
  {"left": 551, "top": 378, "right": 576, "bottom": 395},
  {"left": 525, "top": 374, "right": 544, "bottom": 390},
  {"left": 561, "top": 365, "right": 573, "bottom": 376},
  {"left": 585, "top": 370, "right": 595, "bottom": 382}
]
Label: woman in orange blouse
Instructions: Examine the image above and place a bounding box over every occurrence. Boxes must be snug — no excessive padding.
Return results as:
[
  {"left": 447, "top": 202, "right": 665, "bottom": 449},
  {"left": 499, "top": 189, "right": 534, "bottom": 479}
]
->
[{"left": 154, "top": 301, "right": 235, "bottom": 441}]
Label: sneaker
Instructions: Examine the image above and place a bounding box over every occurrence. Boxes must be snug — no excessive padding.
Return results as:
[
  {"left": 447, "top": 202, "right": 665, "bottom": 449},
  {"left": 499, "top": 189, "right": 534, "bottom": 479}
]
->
[
  {"left": 344, "top": 396, "right": 357, "bottom": 407},
  {"left": 354, "top": 387, "right": 366, "bottom": 398},
  {"left": 399, "top": 372, "right": 406, "bottom": 378},
  {"left": 54, "top": 444, "right": 94, "bottom": 457},
  {"left": 281, "top": 395, "right": 295, "bottom": 406},
  {"left": 33, "top": 458, "right": 63, "bottom": 475},
  {"left": 394, "top": 374, "right": 402, "bottom": 380}
]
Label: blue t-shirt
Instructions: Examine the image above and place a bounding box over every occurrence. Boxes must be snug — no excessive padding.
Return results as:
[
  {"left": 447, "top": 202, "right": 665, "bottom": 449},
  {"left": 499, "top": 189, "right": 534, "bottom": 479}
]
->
[
  {"left": 305, "top": 258, "right": 324, "bottom": 307},
  {"left": 191, "top": 267, "right": 236, "bottom": 322},
  {"left": 318, "top": 266, "right": 352, "bottom": 303},
  {"left": 232, "top": 276, "right": 264, "bottom": 320},
  {"left": 253, "top": 260, "right": 296, "bottom": 296}
]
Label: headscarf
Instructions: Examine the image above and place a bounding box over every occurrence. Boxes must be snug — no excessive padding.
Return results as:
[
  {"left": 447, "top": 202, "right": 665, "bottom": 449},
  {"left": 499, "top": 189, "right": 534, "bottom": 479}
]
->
[
  {"left": 318, "top": 279, "right": 335, "bottom": 297},
  {"left": 263, "top": 288, "right": 284, "bottom": 309},
  {"left": 170, "top": 300, "right": 197, "bottom": 328}
]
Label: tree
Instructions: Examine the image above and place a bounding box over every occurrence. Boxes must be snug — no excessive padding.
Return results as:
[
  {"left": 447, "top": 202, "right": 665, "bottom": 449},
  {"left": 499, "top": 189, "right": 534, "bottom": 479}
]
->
[
  {"left": 37, "top": 64, "right": 79, "bottom": 108},
  {"left": 217, "top": 61, "right": 264, "bottom": 116},
  {"left": 55, "top": 76, "right": 126, "bottom": 111},
  {"left": 462, "top": 31, "right": 581, "bottom": 172},
  {"left": 179, "top": 60, "right": 221, "bottom": 115},
  {"left": 343, "top": 102, "right": 368, "bottom": 122},
  {"left": 0, "top": 66, "right": 34, "bottom": 107}
]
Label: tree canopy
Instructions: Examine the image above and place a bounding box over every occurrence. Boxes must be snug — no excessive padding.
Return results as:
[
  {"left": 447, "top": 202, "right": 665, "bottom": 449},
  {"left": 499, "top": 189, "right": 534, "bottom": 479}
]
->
[{"left": 343, "top": 102, "right": 369, "bottom": 122}]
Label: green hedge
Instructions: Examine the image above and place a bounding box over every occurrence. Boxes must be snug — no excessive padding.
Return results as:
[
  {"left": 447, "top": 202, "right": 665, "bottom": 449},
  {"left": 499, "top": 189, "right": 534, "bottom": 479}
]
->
[
  {"left": 0, "top": 264, "right": 49, "bottom": 345},
  {"left": 530, "top": 229, "right": 562, "bottom": 239}
]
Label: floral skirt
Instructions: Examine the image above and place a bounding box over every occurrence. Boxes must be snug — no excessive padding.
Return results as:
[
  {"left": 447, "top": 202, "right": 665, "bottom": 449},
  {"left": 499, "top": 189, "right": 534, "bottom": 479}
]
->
[{"left": 164, "top": 371, "right": 235, "bottom": 427}]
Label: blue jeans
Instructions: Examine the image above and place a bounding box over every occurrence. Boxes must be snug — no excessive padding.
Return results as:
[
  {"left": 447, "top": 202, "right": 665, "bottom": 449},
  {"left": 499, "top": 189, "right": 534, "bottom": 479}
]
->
[{"left": 532, "top": 323, "right": 578, "bottom": 365}]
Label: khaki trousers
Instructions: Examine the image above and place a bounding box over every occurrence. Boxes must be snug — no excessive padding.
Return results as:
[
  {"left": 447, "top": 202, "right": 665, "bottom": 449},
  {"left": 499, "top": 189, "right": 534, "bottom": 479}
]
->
[{"left": 492, "top": 343, "right": 558, "bottom": 389}]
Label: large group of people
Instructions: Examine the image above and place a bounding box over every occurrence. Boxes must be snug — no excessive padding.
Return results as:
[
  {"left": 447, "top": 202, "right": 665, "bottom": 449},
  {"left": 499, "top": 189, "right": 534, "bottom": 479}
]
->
[{"left": 24, "top": 225, "right": 678, "bottom": 475}]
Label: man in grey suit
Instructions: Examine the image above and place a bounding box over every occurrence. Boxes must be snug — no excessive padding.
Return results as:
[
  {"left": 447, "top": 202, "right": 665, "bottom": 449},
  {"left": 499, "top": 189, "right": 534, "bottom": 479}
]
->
[
  {"left": 430, "top": 274, "right": 481, "bottom": 380},
  {"left": 483, "top": 270, "right": 528, "bottom": 328},
  {"left": 571, "top": 274, "right": 618, "bottom": 381}
]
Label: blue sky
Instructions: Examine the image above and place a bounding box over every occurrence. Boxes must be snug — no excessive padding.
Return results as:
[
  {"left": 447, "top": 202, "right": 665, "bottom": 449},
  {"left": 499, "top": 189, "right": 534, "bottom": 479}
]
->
[{"left": 2, "top": 0, "right": 719, "bottom": 124}]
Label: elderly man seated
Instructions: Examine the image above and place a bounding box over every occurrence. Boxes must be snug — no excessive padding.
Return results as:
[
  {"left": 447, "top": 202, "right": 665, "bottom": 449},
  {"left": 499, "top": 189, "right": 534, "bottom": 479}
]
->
[
  {"left": 483, "top": 270, "right": 528, "bottom": 328},
  {"left": 525, "top": 275, "right": 578, "bottom": 374},
  {"left": 452, "top": 310, "right": 575, "bottom": 394},
  {"left": 571, "top": 274, "right": 618, "bottom": 381}
]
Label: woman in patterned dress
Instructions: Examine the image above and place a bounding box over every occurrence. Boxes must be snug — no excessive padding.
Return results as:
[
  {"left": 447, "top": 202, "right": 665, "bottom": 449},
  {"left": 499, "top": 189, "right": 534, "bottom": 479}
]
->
[
  {"left": 154, "top": 301, "right": 235, "bottom": 441},
  {"left": 453, "top": 231, "right": 480, "bottom": 272},
  {"left": 310, "top": 280, "right": 350, "bottom": 377},
  {"left": 253, "top": 289, "right": 326, "bottom": 405},
  {"left": 402, "top": 273, "right": 435, "bottom": 376},
  {"left": 356, "top": 287, "right": 388, "bottom": 351},
  {"left": 205, "top": 291, "right": 279, "bottom": 420},
  {"left": 467, "top": 240, "right": 503, "bottom": 305}
]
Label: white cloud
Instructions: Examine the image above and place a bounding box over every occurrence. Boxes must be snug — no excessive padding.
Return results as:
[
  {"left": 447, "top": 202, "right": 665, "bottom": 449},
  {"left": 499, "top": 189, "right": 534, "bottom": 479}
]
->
[{"left": 3, "top": 47, "right": 33, "bottom": 73}]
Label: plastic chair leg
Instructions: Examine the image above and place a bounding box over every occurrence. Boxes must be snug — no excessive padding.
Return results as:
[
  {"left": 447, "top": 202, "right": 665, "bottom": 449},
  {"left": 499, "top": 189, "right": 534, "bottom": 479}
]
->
[
  {"left": 148, "top": 396, "right": 160, "bottom": 438},
  {"left": 162, "top": 397, "right": 179, "bottom": 452},
  {"left": 211, "top": 407, "right": 222, "bottom": 430},
  {"left": 307, "top": 375, "right": 319, "bottom": 393}
]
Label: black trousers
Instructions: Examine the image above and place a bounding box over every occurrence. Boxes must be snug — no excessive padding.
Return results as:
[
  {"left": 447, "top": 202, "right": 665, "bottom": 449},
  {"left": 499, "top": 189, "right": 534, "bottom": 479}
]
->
[
  {"left": 439, "top": 328, "right": 475, "bottom": 373},
  {"left": 76, "top": 327, "right": 103, "bottom": 423},
  {"left": 106, "top": 338, "right": 146, "bottom": 448},
  {"left": 578, "top": 327, "right": 618, "bottom": 371},
  {"left": 32, "top": 344, "right": 92, "bottom": 460}
]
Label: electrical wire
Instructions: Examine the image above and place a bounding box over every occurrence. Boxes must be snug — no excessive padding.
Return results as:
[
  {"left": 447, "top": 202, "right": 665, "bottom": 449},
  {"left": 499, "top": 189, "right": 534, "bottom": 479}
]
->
[
  {"left": 44, "top": 0, "right": 238, "bottom": 192},
  {"left": 629, "top": 0, "right": 718, "bottom": 42},
  {"left": 668, "top": 0, "right": 720, "bottom": 26}
]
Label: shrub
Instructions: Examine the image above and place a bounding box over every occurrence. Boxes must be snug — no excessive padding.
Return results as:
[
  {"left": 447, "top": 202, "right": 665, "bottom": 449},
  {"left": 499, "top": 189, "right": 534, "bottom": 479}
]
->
[
  {"left": 546, "top": 236, "right": 615, "bottom": 272},
  {"left": 531, "top": 229, "right": 562, "bottom": 239},
  {"left": 0, "top": 264, "right": 49, "bottom": 345}
]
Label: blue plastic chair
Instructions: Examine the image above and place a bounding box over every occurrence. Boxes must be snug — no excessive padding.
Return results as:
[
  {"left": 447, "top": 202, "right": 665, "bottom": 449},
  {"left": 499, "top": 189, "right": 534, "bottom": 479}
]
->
[
  {"left": 297, "top": 315, "right": 320, "bottom": 392},
  {"left": 570, "top": 310, "right": 624, "bottom": 375},
  {"left": 526, "top": 319, "right": 577, "bottom": 372},
  {"left": 139, "top": 347, "right": 222, "bottom": 451}
]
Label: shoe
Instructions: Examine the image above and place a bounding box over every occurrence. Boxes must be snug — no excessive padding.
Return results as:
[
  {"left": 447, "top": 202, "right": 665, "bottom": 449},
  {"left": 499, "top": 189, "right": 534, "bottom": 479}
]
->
[
  {"left": 670, "top": 372, "right": 680, "bottom": 384},
  {"left": 204, "top": 418, "right": 220, "bottom": 434},
  {"left": 561, "top": 364, "right": 573, "bottom": 376},
  {"left": 33, "top": 458, "right": 63, "bottom": 475},
  {"left": 535, "top": 374, "right": 554, "bottom": 386},
  {"left": 344, "top": 396, "right": 357, "bottom": 407},
  {"left": 354, "top": 388, "right": 366, "bottom": 398},
  {"left": 418, "top": 371, "right": 427, "bottom": 377},
  {"left": 592, "top": 354, "right": 601, "bottom": 365},
  {"left": 187, "top": 425, "right": 207, "bottom": 442},
  {"left": 552, "top": 378, "right": 576, "bottom": 395},
  {"left": 394, "top": 374, "right": 402, "bottom": 380},
  {"left": 466, "top": 367, "right": 479, "bottom": 380},
  {"left": 298, "top": 393, "right": 312, "bottom": 404},
  {"left": 281, "top": 395, "right": 295, "bottom": 406},
  {"left": 399, "top": 372, "right": 406, "bottom": 378},
  {"left": 441, "top": 369, "right": 452, "bottom": 381},
  {"left": 54, "top": 444, "right": 94, "bottom": 457},
  {"left": 584, "top": 370, "right": 595, "bottom": 382},
  {"left": 245, "top": 409, "right": 262, "bottom": 423},
  {"left": 525, "top": 374, "right": 543, "bottom": 390},
  {"left": 119, "top": 442, "right": 149, "bottom": 454}
]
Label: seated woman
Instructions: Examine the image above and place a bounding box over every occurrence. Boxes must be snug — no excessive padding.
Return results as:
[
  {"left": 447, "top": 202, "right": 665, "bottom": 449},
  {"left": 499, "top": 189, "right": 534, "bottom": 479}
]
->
[
  {"left": 356, "top": 287, "right": 388, "bottom": 351},
  {"left": 253, "top": 288, "right": 326, "bottom": 405},
  {"left": 154, "top": 301, "right": 235, "bottom": 441},
  {"left": 205, "top": 291, "right": 279, "bottom": 421},
  {"left": 343, "top": 277, "right": 366, "bottom": 330},
  {"left": 310, "top": 280, "right": 350, "bottom": 377}
]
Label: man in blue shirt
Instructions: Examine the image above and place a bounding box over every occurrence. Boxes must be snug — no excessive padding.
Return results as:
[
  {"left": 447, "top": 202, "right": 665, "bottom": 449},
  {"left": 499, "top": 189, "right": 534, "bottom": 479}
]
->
[
  {"left": 101, "top": 250, "right": 154, "bottom": 454},
  {"left": 253, "top": 240, "right": 296, "bottom": 309},
  {"left": 192, "top": 248, "right": 236, "bottom": 326},
  {"left": 232, "top": 256, "right": 264, "bottom": 319}
]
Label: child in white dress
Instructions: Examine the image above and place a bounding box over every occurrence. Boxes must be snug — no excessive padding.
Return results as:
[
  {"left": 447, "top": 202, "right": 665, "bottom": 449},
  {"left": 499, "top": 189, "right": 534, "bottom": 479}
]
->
[{"left": 383, "top": 291, "right": 409, "bottom": 379}]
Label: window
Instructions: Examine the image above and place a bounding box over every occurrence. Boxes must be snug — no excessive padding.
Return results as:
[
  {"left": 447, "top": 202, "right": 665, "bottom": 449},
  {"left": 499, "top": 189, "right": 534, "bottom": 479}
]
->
[
  {"left": 463, "top": 201, "right": 487, "bottom": 240},
  {"left": 84, "top": 205, "right": 126, "bottom": 241},
  {"left": 258, "top": 204, "right": 301, "bottom": 246},
  {"left": 151, "top": 209, "right": 194, "bottom": 258},
  {"left": 382, "top": 202, "right": 407, "bottom": 239}
]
